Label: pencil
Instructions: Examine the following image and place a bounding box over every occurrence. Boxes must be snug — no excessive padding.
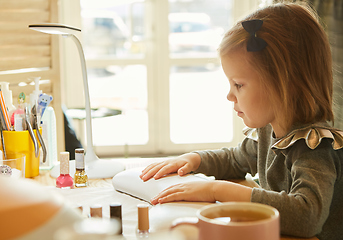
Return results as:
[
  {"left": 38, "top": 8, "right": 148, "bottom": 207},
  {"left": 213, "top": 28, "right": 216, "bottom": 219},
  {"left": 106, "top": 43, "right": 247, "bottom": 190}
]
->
[
  {"left": 0, "top": 124, "right": 7, "bottom": 159},
  {"left": 0, "top": 88, "right": 11, "bottom": 130},
  {"left": 0, "top": 102, "right": 6, "bottom": 130}
]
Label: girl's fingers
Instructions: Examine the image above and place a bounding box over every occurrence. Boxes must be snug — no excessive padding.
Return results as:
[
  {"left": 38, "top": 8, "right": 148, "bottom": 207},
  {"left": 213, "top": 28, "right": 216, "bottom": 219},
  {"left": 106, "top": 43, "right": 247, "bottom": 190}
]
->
[
  {"left": 178, "top": 163, "right": 192, "bottom": 176},
  {"left": 140, "top": 162, "right": 171, "bottom": 181},
  {"left": 157, "top": 192, "right": 185, "bottom": 204},
  {"left": 153, "top": 163, "right": 180, "bottom": 180},
  {"left": 150, "top": 185, "right": 183, "bottom": 205},
  {"left": 141, "top": 160, "right": 185, "bottom": 181},
  {"left": 150, "top": 181, "right": 216, "bottom": 205},
  {"left": 140, "top": 164, "right": 161, "bottom": 181},
  {"left": 140, "top": 162, "right": 162, "bottom": 175}
]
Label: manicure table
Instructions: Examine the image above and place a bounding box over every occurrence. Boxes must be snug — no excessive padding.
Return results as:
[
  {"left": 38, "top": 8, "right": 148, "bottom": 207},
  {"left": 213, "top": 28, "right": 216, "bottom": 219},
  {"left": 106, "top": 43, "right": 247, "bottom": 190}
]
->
[{"left": 22, "top": 157, "right": 319, "bottom": 240}]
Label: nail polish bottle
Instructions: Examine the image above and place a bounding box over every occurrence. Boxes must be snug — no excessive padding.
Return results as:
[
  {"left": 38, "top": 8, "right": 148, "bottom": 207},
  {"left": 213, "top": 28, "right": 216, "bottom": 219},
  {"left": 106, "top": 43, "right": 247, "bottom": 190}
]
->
[
  {"left": 74, "top": 148, "right": 88, "bottom": 187},
  {"left": 110, "top": 202, "right": 123, "bottom": 234},
  {"left": 137, "top": 204, "right": 150, "bottom": 238},
  {"left": 56, "top": 152, "right": 73, "bottom": 189},
  {"left": 76, "top": 204, "right": 83, "bottom": 213},
  {"left": 90, "top": 204, "right": 103, "bottom": 218}
]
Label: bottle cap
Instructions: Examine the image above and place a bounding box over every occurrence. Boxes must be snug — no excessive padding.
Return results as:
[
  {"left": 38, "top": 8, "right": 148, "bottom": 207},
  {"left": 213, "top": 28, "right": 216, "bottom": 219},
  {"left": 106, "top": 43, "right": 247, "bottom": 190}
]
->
[
  {"left": 59, "top": 152, "right": 70, "bottom": 174},
  {"left": 110, "top": 202, "right": 122, "bottom": 219},
  {"left": 75, "top": 148, "right": 84, "bottom": 154},
  {"left": 75, "top": 148, "right": 85, "bottom": 169},
  {"left": 137, "top": 204, "right": 149, "bottom": 231},
  {"left": 90, "top": 204, "right": 102, "bottom": 218},
  {"left": 75, "top": 204, "right": 83, "bottom": 213}
]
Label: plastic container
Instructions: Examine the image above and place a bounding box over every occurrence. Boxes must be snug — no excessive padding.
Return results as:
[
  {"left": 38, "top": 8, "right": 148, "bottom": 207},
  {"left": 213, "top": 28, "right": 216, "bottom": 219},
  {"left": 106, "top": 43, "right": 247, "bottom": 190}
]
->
[
  {"left": 3, "top": 130, "right": 42, "bottom": 178},
  {"left": 29, "top": 77, "right": 42, "bottom": 108},
  {"left": 0, "top": 82, "right": 16, "bottom": 113},
  {"left": 40, "top": 106, "right": 58, "bottom": 169}
]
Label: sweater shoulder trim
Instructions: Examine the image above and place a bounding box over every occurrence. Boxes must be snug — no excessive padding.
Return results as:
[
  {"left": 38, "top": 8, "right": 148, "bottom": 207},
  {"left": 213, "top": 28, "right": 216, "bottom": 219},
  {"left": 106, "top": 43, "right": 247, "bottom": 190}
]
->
[
  {"left": 243, "top": 127, "right": 258, "bottom": 142},
  {"left": 272, "top": 126, "right": 343, "bottom": 150}
]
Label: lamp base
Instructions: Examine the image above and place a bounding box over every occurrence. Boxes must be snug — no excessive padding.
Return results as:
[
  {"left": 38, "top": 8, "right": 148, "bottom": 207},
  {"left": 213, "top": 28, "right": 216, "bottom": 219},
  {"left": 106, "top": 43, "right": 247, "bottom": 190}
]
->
[{"left": 50, "top": 159, "right": 125, "bottom": 179}]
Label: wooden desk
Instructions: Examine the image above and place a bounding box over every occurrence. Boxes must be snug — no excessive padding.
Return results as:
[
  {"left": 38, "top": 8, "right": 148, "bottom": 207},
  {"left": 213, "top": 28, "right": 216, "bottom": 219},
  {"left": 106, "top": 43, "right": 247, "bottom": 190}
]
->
[
  {"left": 32, "top": 169, "right": 318, "bottom": 240},
  {"left": 33, "top": 170, "right": 113, "bottom": 188}
]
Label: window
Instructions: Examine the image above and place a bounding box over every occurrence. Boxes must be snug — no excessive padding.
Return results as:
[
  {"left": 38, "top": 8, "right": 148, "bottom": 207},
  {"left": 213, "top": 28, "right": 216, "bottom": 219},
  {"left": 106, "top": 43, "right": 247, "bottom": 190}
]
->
[{"left": 61, "top": 0, "right": 262, "bottom": 157}]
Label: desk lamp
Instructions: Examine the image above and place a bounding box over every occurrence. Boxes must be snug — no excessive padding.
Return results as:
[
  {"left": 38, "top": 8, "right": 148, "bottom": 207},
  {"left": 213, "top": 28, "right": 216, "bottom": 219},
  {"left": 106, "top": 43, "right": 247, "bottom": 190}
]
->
[{"left": 29, "top": 23, "right": 125, "bottom": 178}]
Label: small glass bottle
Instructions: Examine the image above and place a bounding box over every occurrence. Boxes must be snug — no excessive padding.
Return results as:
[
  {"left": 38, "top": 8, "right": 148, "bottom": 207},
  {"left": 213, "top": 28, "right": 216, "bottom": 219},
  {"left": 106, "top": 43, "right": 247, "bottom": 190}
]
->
[
  {"left": 74, "top": 148, "right": 88, "bottom": 187},
  {"left": 137, "top": 204, "right": 150, "bottom": 238},
  {"left": 56, "top": 152, "right": 73, "bottom": 189},
  {"left": 110, "top": 202, "right": 123, "bottom": 234}
]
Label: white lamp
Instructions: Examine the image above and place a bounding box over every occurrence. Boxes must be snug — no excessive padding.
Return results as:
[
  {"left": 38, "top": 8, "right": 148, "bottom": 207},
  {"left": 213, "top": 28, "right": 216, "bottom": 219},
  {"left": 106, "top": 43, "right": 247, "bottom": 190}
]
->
[{"left": 29, "top": 23, "right": 125, "bottom": 178}]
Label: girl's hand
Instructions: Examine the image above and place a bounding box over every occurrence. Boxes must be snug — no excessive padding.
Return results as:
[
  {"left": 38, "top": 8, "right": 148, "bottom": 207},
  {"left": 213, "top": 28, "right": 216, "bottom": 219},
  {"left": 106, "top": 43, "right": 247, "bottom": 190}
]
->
[
  {"left": 150, "top": 180, "right": 253, "bottom": 205},
  {"left": 150, "top": 181, "right": 216, "bottom": 205},
  {"left": 140, "top": 153, "right": 201, "bottom": 181}
]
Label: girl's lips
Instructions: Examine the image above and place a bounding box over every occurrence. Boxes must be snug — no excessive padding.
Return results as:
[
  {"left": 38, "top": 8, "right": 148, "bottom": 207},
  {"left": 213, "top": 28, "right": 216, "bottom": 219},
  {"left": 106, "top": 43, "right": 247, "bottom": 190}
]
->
[
  {"left": 235, "top": 109, "right": 243, "bottom": 117},
  {"left": 234, "top": 108, "right": 242, "bottom": 114}
]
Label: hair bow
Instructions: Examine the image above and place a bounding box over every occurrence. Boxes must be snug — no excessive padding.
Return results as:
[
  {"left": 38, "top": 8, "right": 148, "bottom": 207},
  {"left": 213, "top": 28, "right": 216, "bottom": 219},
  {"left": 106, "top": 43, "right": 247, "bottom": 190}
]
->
[{"left": 242, "top": 19, "right": 267, "bottom": 52}]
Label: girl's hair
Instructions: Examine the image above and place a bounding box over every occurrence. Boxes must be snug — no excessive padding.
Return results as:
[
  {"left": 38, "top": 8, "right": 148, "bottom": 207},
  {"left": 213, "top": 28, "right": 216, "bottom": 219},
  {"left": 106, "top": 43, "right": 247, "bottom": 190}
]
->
[{"left": 219, "top": 1, "right": 334, "bottom": 132}]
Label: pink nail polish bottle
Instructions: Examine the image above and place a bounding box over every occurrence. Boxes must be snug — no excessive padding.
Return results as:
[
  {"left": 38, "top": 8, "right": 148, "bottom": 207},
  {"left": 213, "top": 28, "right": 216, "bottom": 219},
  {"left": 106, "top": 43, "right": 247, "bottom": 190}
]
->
[{"left": 56, "top": 152, "right": 74, "bottom": 189}]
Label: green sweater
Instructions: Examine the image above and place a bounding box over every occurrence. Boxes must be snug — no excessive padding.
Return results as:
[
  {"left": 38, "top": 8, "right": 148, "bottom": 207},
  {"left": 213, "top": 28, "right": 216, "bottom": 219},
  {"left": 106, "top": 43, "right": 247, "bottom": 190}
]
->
[{"left": 195, "top": 123, "right": 343, "bottom": 240}]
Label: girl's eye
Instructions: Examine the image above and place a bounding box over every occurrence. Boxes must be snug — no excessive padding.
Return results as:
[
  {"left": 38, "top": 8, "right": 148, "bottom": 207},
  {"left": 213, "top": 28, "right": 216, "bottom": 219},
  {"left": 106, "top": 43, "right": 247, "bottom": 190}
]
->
[{"left": 235, "top": 83, "right": 243, "bottom": 89}]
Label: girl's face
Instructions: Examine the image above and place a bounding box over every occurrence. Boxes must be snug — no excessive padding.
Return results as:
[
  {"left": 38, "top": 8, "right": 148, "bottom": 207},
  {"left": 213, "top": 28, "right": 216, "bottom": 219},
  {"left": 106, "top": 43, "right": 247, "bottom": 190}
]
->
[{"left": 221, "top": 51, "right": 281, "bottom": 136}]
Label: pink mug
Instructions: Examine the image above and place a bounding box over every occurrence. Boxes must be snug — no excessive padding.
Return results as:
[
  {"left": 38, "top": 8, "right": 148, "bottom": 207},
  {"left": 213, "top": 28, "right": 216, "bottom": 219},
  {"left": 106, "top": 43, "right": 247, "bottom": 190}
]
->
[{"left": 172, "top": 202, "right": 280, "bottom": 240}]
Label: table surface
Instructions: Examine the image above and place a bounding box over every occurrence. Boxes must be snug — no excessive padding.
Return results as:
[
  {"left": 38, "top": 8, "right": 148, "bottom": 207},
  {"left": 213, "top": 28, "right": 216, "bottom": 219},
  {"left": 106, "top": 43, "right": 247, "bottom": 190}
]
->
[{"left": 32, "top": 158, "right": 319, "bottom": 240}]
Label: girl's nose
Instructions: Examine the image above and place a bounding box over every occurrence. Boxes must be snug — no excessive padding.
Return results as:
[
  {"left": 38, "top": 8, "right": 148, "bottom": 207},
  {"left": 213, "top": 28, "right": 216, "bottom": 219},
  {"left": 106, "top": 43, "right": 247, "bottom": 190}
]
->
[{"left": 227, "top": 89, "right": 236, "bottom": 102}]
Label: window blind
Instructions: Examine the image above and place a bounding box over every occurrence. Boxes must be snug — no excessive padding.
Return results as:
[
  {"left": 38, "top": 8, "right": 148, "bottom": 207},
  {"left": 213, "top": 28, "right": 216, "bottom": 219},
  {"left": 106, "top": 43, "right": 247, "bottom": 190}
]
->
[{"left": 0, "top": 0, "right": 53, "bottom": 72}]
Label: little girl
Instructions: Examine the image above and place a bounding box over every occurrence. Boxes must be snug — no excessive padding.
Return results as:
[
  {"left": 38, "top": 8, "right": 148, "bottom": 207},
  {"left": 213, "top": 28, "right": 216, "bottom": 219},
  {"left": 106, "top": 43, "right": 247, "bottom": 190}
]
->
[{"left": 140, "top": 2, "right": 342, "bottom": 240}]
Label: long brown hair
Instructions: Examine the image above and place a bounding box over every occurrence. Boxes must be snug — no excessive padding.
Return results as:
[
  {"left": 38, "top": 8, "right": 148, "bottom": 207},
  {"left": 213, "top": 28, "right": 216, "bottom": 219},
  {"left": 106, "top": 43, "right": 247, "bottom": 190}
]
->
[{"left": 219, "top": 2, "right": 333, "bottom": 133}]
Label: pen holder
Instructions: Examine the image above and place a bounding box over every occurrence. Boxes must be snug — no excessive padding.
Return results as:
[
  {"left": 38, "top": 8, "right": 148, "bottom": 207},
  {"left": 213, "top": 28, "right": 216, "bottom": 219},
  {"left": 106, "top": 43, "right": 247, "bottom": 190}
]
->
[{"left": 2, "top": 130, "right": 42, "bottom": 178}]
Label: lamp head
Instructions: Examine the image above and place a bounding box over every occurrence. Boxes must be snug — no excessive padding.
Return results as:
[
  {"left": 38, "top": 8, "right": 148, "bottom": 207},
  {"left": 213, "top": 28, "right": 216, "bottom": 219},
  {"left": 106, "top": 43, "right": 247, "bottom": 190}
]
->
[{"left": 29, "top": 23, "right": 81, "bottom": 35}]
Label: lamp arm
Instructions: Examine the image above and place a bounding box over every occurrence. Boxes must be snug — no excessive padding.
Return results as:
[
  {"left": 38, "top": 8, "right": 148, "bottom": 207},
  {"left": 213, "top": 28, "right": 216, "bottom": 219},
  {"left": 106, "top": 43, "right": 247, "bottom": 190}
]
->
[
  {"left": 29, "top": 24, "right": 126, "bottom": 178},
  {"left": 69, "top": 34, "right": 99, "bottom": 162}
]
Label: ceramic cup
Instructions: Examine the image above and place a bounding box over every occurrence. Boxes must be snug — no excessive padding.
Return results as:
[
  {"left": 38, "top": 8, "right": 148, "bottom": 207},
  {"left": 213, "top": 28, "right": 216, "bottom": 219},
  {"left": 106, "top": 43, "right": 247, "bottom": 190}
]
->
[{"left": 172, "top": 202, "right": 280, "bottom": 240}]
